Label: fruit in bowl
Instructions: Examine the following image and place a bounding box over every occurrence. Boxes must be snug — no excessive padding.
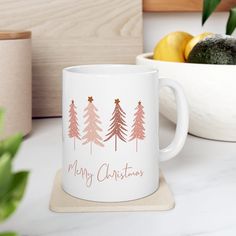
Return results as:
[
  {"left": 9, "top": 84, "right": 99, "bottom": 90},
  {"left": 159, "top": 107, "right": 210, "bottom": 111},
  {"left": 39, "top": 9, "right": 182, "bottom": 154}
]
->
[
  {"left": 187, "top": 34, "right": 236, "bottom": 64},
  {"left": 137, "top": 31, "right": 236, "bottom": 141},
  {"left": 153, "top": 31, "right": 193, "bottom": 62},
  {"left": 184, "top": 32, "right": 213, "bottom": 59}
]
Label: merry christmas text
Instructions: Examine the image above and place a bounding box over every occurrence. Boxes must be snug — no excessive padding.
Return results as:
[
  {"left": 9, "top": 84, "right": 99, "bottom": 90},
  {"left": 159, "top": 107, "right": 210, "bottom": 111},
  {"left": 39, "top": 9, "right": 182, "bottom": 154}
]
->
[{"left": 67, "top": 160, "right": 144, "bottom": 188}]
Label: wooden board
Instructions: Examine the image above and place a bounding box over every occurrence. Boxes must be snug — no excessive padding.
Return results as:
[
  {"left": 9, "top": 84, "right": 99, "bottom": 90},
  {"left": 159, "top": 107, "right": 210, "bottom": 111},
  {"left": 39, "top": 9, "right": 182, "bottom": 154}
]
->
[
  {"left": 0, "top": 0, "right": 143, "bottom": 117},
  {"left": 143, "top": 0, "right": 236, "bottom": 12},
  {"left": 49, "top": 170, "right": 175, "bottom": 212}
]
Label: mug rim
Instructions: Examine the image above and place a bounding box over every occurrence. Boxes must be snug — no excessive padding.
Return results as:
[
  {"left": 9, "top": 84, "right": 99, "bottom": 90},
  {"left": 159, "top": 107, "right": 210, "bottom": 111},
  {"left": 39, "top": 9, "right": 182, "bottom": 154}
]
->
[{"left": 63, "top": 64, "right": 158, "bottom": 76}]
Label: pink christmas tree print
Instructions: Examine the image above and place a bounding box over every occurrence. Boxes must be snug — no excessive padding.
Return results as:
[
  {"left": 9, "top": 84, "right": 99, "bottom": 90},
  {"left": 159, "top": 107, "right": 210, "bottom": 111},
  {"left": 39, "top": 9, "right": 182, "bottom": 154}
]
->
[
  {"left": 68, "top": 100, "right": 80, "bottom": 150},
  {"left": 129, "top": 101, "right": 145, "bottom": 152},
  {"left": 82, "top": 96, "right": 104, "bottom": 154},
  {"left": 104, "top": 99, "right": 127, "bottom": 151}
]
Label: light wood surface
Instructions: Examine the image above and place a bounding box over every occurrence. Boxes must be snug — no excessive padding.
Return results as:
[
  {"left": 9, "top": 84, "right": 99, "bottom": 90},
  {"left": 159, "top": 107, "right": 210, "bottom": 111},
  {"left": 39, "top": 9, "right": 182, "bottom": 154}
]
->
[
  {"left": 0, "top": 0, "right": 143, "bottom": 117},
  {"left": 0, "top": 31, "right": 31, "bottom": 40},
  {"left": 0, "top": 39, "right": 32, "bottom": 139},
  {"left": 143, "top": 0, "right": 236, "bottom": 12},
  {"left": 49, "top": 170, "right": 175, "bottom": 212}
]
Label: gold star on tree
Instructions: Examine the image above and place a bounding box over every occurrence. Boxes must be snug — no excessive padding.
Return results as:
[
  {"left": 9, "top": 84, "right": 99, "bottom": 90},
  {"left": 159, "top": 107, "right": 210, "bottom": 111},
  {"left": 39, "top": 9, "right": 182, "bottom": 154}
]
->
[
  {"left": 88, "top": 96, "right": 93, "bottom": 103},
  {"left": 115, "top": 99, "right": 120, "bottom": 104}
]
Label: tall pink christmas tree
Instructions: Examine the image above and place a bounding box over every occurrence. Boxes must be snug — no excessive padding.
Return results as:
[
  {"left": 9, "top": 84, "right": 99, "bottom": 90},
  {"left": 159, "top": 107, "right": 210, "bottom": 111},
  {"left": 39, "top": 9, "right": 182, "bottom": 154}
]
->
[
  {"left": 129, "top": 101, "right": 145, "bottom": 152},
  {"left": 68, "top": 100, "right": 80, "bottom": 150},
  {"left": 104, "top": 99, "right": 127, "bottom": 151},
  {"left": 82, "top": 96, "right": 104, "bottom": 154}
]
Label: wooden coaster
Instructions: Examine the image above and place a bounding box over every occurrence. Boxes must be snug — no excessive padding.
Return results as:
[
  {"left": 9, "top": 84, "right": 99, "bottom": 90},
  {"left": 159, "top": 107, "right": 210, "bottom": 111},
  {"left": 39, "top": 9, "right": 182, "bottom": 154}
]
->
[{"left": 49, "top": 170, "right": 175, "bottom": 212}]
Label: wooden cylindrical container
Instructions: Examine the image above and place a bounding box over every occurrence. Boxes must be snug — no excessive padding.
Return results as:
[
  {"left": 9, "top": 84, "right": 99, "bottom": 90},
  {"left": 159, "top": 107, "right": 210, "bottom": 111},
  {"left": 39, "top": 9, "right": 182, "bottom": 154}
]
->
[{"left": 0, "top": 31, "right": 32, "bottom": 138}]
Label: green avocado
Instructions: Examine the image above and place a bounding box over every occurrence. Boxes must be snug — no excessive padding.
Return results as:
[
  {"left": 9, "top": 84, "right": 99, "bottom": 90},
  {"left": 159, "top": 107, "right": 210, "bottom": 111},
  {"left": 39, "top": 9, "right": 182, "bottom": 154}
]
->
[{"left": 187, "top": 34, "right": 236, "bottom": 65}]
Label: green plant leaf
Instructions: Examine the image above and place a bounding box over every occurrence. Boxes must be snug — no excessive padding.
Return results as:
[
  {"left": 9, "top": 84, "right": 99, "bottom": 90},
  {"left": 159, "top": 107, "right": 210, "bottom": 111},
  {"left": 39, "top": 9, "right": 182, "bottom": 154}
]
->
[
  {"left": 0, "top": 171, "right": 29, "bottom": 222},
  {"left": 226, "top": 7, "right": 236, "bottom": 35},
  {"left": 0, "top": 232, "right": 19, "bottom": 236},
  {"left": 202, "top": 0, "right": 221, "bottom": 25},
  {"left": 0, "top": 134, "right": 22, "bottom": 159},
  {"left": 0, "top": 154, "right": 13, "bottom": 198},
  {"left": 8, "top": 171, "right": 29, "bottom": 199}
]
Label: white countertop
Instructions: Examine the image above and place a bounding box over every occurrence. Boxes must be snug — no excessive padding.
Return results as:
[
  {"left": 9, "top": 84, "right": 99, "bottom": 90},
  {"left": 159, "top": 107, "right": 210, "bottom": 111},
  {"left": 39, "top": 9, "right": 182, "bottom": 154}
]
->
[{"left": 1, "top": 116, "right": 236, "bottom": 236}]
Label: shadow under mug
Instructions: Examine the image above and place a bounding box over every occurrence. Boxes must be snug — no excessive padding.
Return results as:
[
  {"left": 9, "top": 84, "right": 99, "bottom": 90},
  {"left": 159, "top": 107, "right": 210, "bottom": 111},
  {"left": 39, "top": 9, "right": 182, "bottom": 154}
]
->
[{"left": 62, "top": 64, "right": 189, "bottom": 202}]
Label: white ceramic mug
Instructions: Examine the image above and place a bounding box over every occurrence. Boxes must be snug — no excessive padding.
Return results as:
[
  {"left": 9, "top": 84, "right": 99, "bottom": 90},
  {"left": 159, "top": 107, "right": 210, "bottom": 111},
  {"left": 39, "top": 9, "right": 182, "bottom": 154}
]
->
[{"left": 62, "top": 64, "right": 188, "bottom": 202}]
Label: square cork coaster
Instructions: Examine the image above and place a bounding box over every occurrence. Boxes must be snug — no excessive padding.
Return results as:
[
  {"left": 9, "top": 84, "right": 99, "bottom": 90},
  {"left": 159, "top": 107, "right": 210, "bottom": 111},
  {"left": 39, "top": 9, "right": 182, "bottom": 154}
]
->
[{"left": 49, "top": 170, "right": 175, "bottom": 212}]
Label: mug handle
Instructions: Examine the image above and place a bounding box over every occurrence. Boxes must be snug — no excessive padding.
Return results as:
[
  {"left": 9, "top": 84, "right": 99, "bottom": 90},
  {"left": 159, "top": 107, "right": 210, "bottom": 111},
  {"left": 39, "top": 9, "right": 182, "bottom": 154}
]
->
[{"left": 159, "top": 78, "right": 189, "bottom": 162}]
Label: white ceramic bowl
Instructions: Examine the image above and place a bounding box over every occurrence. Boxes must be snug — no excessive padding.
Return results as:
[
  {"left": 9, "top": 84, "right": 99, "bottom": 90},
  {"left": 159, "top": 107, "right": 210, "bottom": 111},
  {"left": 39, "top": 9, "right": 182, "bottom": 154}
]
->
[{"left": 137, "top": 53, "right": 236, "bottom": 141}]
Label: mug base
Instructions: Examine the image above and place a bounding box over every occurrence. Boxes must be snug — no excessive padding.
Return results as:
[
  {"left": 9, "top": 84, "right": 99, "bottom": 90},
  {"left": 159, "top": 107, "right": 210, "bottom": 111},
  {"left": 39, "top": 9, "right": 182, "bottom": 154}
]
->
[
  {"left": 62, "top": 184, "right": 160, "bottom": 203},
  {"left": 50, "top": 170, "right": 175, "bottom": 212}
]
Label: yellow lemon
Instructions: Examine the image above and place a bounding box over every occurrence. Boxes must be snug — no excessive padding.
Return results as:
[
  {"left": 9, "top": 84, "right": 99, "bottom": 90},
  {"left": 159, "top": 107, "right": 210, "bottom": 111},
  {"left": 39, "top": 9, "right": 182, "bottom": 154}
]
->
[
  {"left": 185, "top": 32, "right": 213, "bottom": 60},
  {"left": 153, "top": 31, "right": 193, "bottom": 62}
]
